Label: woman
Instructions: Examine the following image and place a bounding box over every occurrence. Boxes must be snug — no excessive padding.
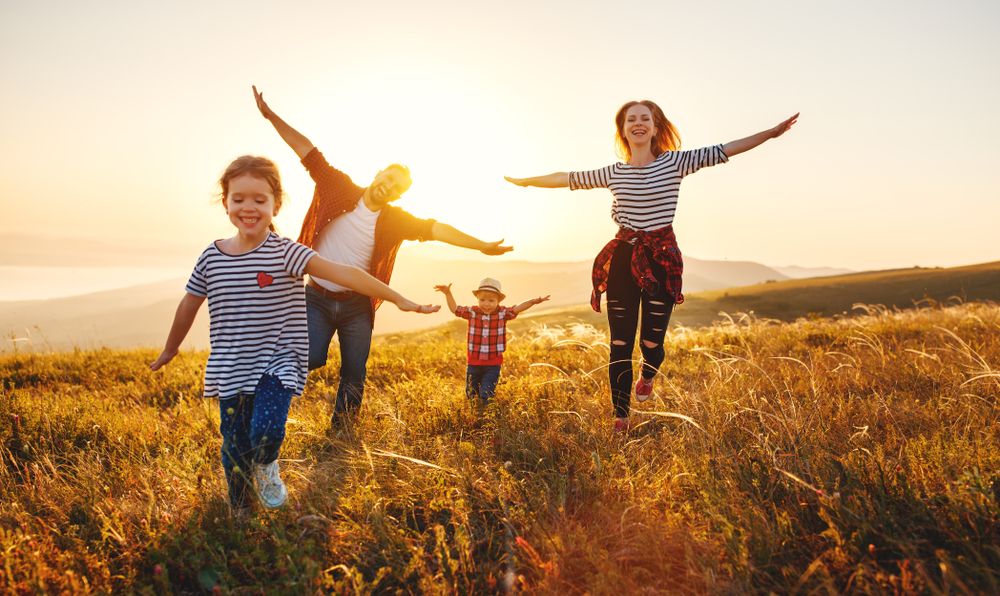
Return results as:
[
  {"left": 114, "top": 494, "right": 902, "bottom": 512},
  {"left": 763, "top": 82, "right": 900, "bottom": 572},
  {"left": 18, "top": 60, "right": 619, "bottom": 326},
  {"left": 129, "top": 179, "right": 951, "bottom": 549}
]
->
[{"left": 506, "top": 101, "right": 797, "bottom": 432}]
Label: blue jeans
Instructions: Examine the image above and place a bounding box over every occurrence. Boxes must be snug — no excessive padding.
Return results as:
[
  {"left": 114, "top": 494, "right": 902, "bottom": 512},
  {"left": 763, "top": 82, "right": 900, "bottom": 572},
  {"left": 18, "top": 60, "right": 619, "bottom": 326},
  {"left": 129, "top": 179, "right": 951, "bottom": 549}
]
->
[
  {"left": 466, "top": 364, "right": 502, "bottom": 403},
  {"left": 306, "top": 286, "right": 373, "bottom": 415},
  {"left": 219, "top": 373, "right": 293, "bottom": 509}
]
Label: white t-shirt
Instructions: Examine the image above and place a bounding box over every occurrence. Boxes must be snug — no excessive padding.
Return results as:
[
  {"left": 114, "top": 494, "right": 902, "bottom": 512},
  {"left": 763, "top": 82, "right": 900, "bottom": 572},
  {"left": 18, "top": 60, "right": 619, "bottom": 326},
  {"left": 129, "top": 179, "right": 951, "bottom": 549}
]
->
[{"left": 310, "top": 200, "right": 378, "bottom": 292}]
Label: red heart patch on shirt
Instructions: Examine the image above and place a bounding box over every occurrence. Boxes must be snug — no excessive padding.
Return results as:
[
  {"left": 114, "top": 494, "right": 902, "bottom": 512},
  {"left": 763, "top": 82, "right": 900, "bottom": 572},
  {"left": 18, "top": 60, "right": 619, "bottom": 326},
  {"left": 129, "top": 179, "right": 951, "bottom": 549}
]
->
[{"left": 256, "top": 272, "right": 274, "bottom": 288}]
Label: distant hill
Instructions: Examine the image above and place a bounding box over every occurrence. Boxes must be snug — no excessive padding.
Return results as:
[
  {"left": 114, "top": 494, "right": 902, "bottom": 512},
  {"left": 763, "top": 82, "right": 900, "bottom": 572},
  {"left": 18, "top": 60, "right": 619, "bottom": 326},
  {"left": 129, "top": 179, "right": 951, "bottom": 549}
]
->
[
  {"left": 514, "top": 261, "right": 1000, "bottom": 332},
  {"left": 772, "top": 265, "right": 854, "bottom": 279},
  {"left": 1, "top": 253, "right": 792, "bottom": 351}
]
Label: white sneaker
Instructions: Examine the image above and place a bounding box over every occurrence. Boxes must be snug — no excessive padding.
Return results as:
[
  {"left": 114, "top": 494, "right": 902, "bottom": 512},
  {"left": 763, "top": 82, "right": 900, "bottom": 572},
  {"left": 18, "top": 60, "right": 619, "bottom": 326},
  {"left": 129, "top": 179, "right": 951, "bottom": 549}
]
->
[{"left": 254, "top": 460, "right": 288, "bottom": 509}]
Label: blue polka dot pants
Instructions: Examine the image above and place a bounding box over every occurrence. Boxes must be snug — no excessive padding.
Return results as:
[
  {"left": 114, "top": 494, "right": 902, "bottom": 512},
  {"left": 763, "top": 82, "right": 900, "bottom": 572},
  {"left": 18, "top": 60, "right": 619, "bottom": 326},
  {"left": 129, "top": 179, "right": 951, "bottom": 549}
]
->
[{"left": 218, "top": 374, "right": 293, "bottom": 509}]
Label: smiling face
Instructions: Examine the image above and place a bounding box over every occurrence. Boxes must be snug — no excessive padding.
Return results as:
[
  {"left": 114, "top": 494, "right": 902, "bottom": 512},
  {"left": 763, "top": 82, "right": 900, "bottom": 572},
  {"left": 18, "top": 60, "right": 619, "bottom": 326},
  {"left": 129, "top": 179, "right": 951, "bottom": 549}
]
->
[
  {"left": 367, "top": 164, "right": 412, "bottom": 208},
  {"left": 622, "top": 103, "right": 657, "bottom": 149},
  {"left": 223, "top": 173, "right": 277, "bottom": 237},
  {"left": 476, "top": 291, "right": 500, "bottom": 314}
]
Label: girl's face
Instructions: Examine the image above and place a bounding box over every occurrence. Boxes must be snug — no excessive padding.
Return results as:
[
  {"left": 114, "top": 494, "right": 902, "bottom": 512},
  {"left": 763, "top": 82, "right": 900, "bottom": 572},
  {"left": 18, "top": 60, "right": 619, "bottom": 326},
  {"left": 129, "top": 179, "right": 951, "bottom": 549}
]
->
[
  {"left": 623, "top": 104, "right": 657, "bottom": 148},
  {"left": 477, "top": 291, "right": 500, "bottom": 314},
  {"left": 223, "top": 173, "right": 277, "bottom": 236}
]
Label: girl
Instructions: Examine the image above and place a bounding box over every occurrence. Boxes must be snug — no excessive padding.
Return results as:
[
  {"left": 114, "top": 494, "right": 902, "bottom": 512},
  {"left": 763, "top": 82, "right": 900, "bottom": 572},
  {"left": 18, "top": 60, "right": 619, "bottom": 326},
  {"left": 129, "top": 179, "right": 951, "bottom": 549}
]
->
[
  {"left": 151, "top": 155, "right": 438, "bottom": 514},
  {"left": 506, "top": 102, "right": 797, "bottom": 432}
]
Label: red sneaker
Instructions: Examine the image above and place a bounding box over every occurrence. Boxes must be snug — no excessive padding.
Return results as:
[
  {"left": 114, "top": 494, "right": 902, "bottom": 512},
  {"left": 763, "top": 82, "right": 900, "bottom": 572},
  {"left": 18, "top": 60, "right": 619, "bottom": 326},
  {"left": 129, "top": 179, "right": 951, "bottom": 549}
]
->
[
  {"left": 613, "top": 417, "right": 629, "bottom": 433},
  {"left": 634, "top": 376, "right": 654, "bottom": 402}
]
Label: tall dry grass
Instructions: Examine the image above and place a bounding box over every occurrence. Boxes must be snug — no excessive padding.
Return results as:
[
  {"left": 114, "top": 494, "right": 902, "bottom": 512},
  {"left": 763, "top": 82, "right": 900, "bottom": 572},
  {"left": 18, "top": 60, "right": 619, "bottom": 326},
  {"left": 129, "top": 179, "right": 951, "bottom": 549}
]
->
[{"left": 1, "top": 302, "right": 998, "bottom": 593}]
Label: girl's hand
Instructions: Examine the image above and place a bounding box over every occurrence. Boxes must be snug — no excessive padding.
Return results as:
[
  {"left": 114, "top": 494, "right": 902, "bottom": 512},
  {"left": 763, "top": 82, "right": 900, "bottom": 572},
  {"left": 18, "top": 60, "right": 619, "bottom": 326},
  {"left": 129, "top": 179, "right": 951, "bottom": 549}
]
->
[
  {"left": 150, "top": 349, "right": 178, "bottom": 371},
  {"left": 433, "top": 283, "right": 453, "bottom": 294},
  {"left": 770, "top": 113, "right": 799, "bottom": 139},
  {"left": 252, "top": 85, "right": 273, "bottom": 119},
  {"left": 397, "top": 299, "right": 441, "bottom": 314},
  {"left": 504, "top": 176, "right": 529, "bottom": 187}
]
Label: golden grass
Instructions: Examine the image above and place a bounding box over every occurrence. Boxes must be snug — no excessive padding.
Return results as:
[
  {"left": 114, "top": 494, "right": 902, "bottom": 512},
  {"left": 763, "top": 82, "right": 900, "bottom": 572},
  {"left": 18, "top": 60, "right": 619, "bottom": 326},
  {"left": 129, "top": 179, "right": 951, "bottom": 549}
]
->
[{"left": 1, "top": 301, "right": 998, "bottom": 593}]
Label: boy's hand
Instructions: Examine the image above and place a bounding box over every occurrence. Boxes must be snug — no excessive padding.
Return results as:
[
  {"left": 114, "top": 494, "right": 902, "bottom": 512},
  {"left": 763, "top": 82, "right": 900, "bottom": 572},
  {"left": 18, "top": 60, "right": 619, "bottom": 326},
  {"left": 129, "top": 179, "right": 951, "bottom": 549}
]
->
[
  {"left": 433, "top": 283, "right": 453, "bottom": 294},
  {"left": 150, "top": 349, "right": 178, "bottom": 371},
  {"left": 398, "top": 299, "right": 441, "bottom": 314},
  {"left": 533, "top": 295, "right": 551, "bottom": 305}
]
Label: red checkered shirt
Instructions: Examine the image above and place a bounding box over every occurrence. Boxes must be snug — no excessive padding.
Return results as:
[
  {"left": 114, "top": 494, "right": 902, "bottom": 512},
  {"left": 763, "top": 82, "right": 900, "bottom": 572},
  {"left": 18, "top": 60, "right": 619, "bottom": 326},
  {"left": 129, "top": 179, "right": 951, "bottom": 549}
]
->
[
  {"left": 591, "top": 225, "right": 685, "bottom": 312},
  {"left": 455, "top": 305, "right": 518, "bottom": 364}
]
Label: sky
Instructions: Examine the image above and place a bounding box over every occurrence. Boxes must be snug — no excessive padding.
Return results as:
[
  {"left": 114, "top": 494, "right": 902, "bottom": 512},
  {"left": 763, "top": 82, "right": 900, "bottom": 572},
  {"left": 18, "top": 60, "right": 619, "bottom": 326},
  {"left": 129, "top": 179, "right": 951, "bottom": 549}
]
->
[{"left": 1, "top": 0, "right": 998, "bottom": 275}]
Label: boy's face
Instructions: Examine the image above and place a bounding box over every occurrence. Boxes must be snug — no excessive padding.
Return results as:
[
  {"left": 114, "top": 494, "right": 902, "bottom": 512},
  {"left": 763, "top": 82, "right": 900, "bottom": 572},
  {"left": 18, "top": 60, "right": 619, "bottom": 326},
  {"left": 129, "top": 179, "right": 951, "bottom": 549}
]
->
[{"left": 476, "top": 291, "right": 500, "bottom": 314}]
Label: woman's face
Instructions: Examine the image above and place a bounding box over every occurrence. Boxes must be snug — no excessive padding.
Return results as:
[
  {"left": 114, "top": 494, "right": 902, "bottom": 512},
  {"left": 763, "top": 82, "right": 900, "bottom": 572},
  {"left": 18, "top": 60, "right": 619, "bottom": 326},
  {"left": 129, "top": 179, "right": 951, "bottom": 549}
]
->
[{"left": 622, "top": 104, "right": 657, "bottom": 148}]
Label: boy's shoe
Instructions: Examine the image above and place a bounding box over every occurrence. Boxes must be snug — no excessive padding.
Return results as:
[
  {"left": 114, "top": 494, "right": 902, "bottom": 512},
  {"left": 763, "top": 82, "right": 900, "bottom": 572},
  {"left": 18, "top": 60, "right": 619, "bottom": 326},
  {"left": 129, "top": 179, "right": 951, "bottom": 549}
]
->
[
  {"left": 254, "top": 460, "right": 288, "bottom": 509},
  {"left": 634, "top": 376, "right": 654, "bottom": 402},
  {"left": 613, "top": 417, "right": 630, "bottom": 433}
]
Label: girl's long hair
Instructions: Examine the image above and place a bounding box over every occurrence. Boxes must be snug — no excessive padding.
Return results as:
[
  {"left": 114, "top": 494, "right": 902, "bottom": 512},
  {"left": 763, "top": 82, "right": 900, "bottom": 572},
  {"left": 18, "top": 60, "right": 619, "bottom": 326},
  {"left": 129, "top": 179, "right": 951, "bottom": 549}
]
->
[
  {"left": 219, "top": 155, "right": 284, "bottom": 232},
  {"left": 614, "top": 100, "right": 681, "bottom": 162}
]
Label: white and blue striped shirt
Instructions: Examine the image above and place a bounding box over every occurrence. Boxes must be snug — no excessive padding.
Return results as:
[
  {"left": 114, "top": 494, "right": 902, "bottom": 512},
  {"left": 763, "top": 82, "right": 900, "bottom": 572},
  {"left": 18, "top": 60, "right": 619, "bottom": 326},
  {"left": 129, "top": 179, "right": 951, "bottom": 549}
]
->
[
  {"left": 570, "top": 144, "right": 728, "bottom": 231},
  {"left": 186, "top": 233, "right": 317, "bottom": 399}
]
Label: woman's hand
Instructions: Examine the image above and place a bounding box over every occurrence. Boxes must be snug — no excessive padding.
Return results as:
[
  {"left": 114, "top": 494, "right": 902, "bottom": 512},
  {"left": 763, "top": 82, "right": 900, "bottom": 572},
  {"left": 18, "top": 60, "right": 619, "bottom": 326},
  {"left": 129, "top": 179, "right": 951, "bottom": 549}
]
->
[
  {"left": 479, "top": 240, "right": 512, "bottom": 256},
  {"left": 770, "top": 113, "right": 799, "bottom": 139},
  {"left": 252, "top": 85, "right": 273, "bottom": 120},
  {"left": 150, "top": 348, "right": 178, "bottom": 371},
  {"left": 396, "top": 299, "right": 441, "bottom": 314},
  {"left": 504, "top": 176, "right": 530, "bottom": 187}
]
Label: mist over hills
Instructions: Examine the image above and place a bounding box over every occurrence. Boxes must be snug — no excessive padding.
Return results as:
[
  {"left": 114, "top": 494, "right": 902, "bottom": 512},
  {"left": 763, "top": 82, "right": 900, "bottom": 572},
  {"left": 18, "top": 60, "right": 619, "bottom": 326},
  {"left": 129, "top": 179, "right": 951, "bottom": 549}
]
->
[{"left": 2, "top": 252, "right": 797, "bottom": 351}]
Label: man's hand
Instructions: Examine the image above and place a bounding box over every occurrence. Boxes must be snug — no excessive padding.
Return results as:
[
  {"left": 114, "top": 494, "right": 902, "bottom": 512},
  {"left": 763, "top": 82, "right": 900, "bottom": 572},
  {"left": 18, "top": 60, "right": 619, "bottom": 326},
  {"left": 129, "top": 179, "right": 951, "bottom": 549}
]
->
[
  {"left": 397, "top": 300, "right": 441, "bottom": 314},
  {"left": 252, "top": 84, "right": 273, "bottom": 119}
]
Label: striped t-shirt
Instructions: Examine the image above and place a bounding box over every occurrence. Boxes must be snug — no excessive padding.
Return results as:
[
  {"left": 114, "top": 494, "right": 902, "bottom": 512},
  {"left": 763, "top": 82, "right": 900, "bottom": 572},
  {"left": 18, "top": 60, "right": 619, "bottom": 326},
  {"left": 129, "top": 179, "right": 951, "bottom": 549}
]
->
[
  {"left": 186, "top": 233, "right": 317, "bottom": 399},
  {"left": 569, "top": 144, "right": 728, "bottom": 231}
]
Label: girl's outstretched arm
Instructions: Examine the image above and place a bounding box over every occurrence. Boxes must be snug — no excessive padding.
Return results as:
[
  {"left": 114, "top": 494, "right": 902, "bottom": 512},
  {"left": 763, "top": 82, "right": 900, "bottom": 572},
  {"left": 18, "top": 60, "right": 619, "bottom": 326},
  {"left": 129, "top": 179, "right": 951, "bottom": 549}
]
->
[
  {"left": 305, "top": 256, "right": 440, "bottom": 314},
  {"left": 512, "top": 295, "right": 550, "bottom": 314},
  {"left": 433, "top": 284, "right": 458, "bottom": 314},
  {"left": 150, "top": 293, "right": 206, "bottom": 370},
  {"left": 722, "top": 113, "right": 799, "bottom": 158},
  {"left": 252, "top": 85, "right": 316, "bottom": 160},
  {"left": 504, "top": 173, "right": 570, "bottom": 188}
]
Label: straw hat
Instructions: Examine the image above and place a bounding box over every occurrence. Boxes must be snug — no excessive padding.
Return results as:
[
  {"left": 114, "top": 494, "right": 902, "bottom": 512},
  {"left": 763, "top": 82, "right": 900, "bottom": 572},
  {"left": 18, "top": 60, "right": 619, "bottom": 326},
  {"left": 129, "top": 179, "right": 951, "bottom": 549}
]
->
[{"left": 472, "top": 277, "right": 505, "bottom": 301}]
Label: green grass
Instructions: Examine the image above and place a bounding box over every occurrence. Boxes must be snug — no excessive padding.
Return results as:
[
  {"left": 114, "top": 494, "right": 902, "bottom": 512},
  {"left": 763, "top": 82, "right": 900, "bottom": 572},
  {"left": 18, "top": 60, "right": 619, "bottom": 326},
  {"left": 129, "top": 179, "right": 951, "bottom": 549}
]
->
[{"left": 2, "top": 301, "right": 998, "bottom": 593}]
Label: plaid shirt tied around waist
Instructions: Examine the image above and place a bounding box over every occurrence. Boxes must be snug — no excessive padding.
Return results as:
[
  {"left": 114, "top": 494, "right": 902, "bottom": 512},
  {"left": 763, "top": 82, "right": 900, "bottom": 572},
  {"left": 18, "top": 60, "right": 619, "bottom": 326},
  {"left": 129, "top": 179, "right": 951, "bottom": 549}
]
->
[
  {"left": 591, "top": 225, "right": 685, "bottom": 312},
  {"left": 455, "top": 305, "right": 518, "bottom": 362}
]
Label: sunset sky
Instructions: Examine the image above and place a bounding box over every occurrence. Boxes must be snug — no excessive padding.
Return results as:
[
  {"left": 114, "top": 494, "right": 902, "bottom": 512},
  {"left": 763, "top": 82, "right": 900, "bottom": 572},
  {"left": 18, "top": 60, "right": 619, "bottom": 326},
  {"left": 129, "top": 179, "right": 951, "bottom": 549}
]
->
[{"left": 2, "top": 0, "right": 998, "bottom": 274}]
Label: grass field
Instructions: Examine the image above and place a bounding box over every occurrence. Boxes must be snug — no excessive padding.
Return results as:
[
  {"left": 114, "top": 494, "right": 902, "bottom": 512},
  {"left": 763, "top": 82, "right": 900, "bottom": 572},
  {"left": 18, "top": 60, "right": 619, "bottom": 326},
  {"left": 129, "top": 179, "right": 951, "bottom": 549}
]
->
[{"left": 2, "top": 299, "right": 998, "bottom": 593}]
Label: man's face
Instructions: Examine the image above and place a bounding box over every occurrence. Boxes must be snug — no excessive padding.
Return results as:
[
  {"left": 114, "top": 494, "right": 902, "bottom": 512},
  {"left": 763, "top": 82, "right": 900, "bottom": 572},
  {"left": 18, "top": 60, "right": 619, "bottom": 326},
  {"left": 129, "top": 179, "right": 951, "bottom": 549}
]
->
[{"left": 368, "top": 165, "right": 411, "bottom": 207}]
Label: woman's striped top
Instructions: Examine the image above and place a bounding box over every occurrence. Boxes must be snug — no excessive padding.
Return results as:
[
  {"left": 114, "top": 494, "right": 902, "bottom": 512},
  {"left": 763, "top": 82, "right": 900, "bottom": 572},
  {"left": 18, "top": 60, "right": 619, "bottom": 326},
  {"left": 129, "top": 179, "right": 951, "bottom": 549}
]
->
[
  {"left": 569, "top": 144, "right": 728, "bottom": 231},
  {"left": 186, "top": 233, "right": 317, "bottom": 399}
]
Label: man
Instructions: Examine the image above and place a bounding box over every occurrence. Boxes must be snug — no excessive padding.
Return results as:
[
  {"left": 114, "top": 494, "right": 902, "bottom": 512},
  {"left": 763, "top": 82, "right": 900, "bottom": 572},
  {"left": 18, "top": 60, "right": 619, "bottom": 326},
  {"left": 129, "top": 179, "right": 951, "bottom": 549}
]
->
[{"left": 252, "top": 86, "right": 512, "bottom": 424}]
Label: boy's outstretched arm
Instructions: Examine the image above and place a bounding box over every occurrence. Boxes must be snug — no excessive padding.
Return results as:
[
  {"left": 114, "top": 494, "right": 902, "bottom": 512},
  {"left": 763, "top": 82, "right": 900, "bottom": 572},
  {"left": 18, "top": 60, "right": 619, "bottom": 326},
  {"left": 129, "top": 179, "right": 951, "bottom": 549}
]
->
[
  {"left": 306, "top": 256, "right": 439, "bottom": 314},
  {"left": 430, "top": 222, "right": 512, "bottom": 256},
  {"left": 151, "top": 293, "right": 206, "bottom": 370},
  {"left": 252, "top": 85, "right": 316, "bottom": 160},
  {"left": 434, "top": 284, "right": 458, "bottom": 314},
  {"left": 512, "top": 295, "right": 550, "bottom": 314}
]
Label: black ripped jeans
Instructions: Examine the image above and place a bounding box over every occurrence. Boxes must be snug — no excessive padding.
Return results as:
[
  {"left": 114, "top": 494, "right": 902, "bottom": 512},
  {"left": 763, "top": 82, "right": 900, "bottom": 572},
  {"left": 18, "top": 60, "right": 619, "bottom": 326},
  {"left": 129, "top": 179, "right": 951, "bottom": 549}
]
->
[{"left": 605, "top": 241, "right": 675, "bottom": 418}]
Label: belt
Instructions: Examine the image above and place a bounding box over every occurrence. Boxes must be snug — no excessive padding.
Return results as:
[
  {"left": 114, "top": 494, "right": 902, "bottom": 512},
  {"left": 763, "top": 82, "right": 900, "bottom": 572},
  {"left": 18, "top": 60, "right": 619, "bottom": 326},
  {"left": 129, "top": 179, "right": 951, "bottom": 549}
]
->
[{"left": 308, "top": 279, "right": 358, "bottom": 301}]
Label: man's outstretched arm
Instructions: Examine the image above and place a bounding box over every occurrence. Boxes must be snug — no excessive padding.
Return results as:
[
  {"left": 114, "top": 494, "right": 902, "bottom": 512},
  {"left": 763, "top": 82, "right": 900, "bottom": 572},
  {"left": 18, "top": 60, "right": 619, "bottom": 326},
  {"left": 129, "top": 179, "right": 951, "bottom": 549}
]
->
[
  {"left": 430, "top": 222, "right": 512, "bottom": 256},
  {"left": 252, "top": 85, "right": 316, "bottom": 160}
]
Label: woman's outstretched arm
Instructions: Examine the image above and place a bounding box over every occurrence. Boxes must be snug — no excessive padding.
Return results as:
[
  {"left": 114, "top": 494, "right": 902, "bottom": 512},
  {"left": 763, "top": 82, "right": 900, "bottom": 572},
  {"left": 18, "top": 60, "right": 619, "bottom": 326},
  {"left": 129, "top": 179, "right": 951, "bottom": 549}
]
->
[
  {"left": 252, "top": 85, "right": 316, "bottom": 160},
  {"left": 722, "top": 113, "right": 799, "bottom": 158},
  {"left": 504, "top": 173, "right": 570, "bottom": 188}
]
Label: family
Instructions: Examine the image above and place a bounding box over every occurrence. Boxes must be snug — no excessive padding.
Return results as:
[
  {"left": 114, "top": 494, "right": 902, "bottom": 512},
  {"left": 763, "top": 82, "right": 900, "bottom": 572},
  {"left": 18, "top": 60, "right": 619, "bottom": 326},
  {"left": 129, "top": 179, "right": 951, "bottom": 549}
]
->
[{"left": 150, "top": 86, "right": 798, "bottom": 514}]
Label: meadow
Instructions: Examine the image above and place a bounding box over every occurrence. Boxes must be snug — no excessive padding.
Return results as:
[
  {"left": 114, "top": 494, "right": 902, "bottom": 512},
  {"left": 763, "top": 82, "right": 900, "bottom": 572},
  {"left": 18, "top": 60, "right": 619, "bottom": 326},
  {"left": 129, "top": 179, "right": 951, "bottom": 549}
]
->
[{"left": 2, "top": 300, "right": 998, "bottom": 593}]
